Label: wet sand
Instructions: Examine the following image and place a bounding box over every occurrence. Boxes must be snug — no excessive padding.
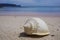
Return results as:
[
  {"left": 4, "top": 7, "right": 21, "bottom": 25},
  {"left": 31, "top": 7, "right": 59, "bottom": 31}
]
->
[{"left": 0, "top": 15, "right": 60, "bottom": 40}]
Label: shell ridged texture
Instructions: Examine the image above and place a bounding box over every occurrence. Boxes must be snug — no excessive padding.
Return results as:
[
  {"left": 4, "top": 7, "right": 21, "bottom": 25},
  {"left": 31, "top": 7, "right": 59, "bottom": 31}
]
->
[{"left": 23, "top": 17, "right": 50, "bottom": 35}]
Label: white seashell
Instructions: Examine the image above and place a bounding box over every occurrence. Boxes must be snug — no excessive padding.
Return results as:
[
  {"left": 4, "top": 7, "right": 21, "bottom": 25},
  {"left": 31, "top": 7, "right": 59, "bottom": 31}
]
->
[{"left": 23, "top": 17, "right": 50, "bottom": 35}]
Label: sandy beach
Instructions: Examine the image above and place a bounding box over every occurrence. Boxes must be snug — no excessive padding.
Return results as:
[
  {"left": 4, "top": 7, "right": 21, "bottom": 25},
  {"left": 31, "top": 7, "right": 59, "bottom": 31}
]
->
[{"left": 0, "top": 14, "right": 60, "bottom": 40}]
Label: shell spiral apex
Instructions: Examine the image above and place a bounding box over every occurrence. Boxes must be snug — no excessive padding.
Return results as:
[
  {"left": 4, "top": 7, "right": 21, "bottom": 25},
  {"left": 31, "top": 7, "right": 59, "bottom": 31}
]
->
[{"left": 23, "top": 17, "right": 50, "bottom": 35}]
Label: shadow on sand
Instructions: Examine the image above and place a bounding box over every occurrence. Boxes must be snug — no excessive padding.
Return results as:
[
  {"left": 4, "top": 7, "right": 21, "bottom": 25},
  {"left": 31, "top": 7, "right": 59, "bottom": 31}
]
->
[{"left": 18, "top": 32, "right": 49, "bottom": 38}]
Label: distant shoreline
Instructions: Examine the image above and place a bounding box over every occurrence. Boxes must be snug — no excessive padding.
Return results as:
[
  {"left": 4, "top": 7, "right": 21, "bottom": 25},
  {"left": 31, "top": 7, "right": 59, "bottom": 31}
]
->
[
  {"left": 0, "top": 3, "right": 60, "bottom": 8},
  {"left": 0, "top": 12, "right": 60, "bottom": 17}
]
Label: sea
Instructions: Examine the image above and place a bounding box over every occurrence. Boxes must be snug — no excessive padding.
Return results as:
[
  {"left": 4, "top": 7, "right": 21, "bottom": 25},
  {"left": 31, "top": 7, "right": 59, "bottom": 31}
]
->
[
  {"left": 0, "top": 6, "right": 60, "bottom": 16},
  {"left": 0, "top": 6, "right": 60, "bottom": 12}
]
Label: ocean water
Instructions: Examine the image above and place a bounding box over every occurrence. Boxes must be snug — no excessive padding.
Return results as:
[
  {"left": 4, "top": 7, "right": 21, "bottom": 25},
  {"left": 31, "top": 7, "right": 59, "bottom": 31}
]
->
[{"left": 0, "top": 6, "right": 60, "bottom": 12}]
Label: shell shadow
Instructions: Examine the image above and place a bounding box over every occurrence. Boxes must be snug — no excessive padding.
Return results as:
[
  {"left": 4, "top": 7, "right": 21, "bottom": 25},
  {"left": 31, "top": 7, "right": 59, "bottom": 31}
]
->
[{"left": 18, "top": 32, "right": 49, "bottom": 38}]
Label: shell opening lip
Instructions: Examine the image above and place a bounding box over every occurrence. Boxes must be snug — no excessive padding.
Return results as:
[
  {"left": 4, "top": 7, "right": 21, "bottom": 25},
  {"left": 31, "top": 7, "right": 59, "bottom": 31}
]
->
[{"left": 25, "top": 32, "right": 50, "bottom": 36}]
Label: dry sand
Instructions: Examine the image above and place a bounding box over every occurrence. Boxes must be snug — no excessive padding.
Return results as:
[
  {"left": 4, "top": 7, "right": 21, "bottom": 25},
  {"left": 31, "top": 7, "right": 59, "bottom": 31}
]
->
[{"left": 0, "top": 16, "right": 60, "bottom": 40}]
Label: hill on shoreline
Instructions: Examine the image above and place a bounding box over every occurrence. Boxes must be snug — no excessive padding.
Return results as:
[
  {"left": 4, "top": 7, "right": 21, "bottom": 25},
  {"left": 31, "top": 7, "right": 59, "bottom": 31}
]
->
[{"left": 0, "top": 3, "right": 21, "bottom": 8}]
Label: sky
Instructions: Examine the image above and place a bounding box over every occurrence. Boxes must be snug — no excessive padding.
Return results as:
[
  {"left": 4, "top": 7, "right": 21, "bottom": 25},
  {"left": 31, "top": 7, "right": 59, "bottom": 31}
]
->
[{"left": 0, "top": 0, "right": 60, "bottom": 6}]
